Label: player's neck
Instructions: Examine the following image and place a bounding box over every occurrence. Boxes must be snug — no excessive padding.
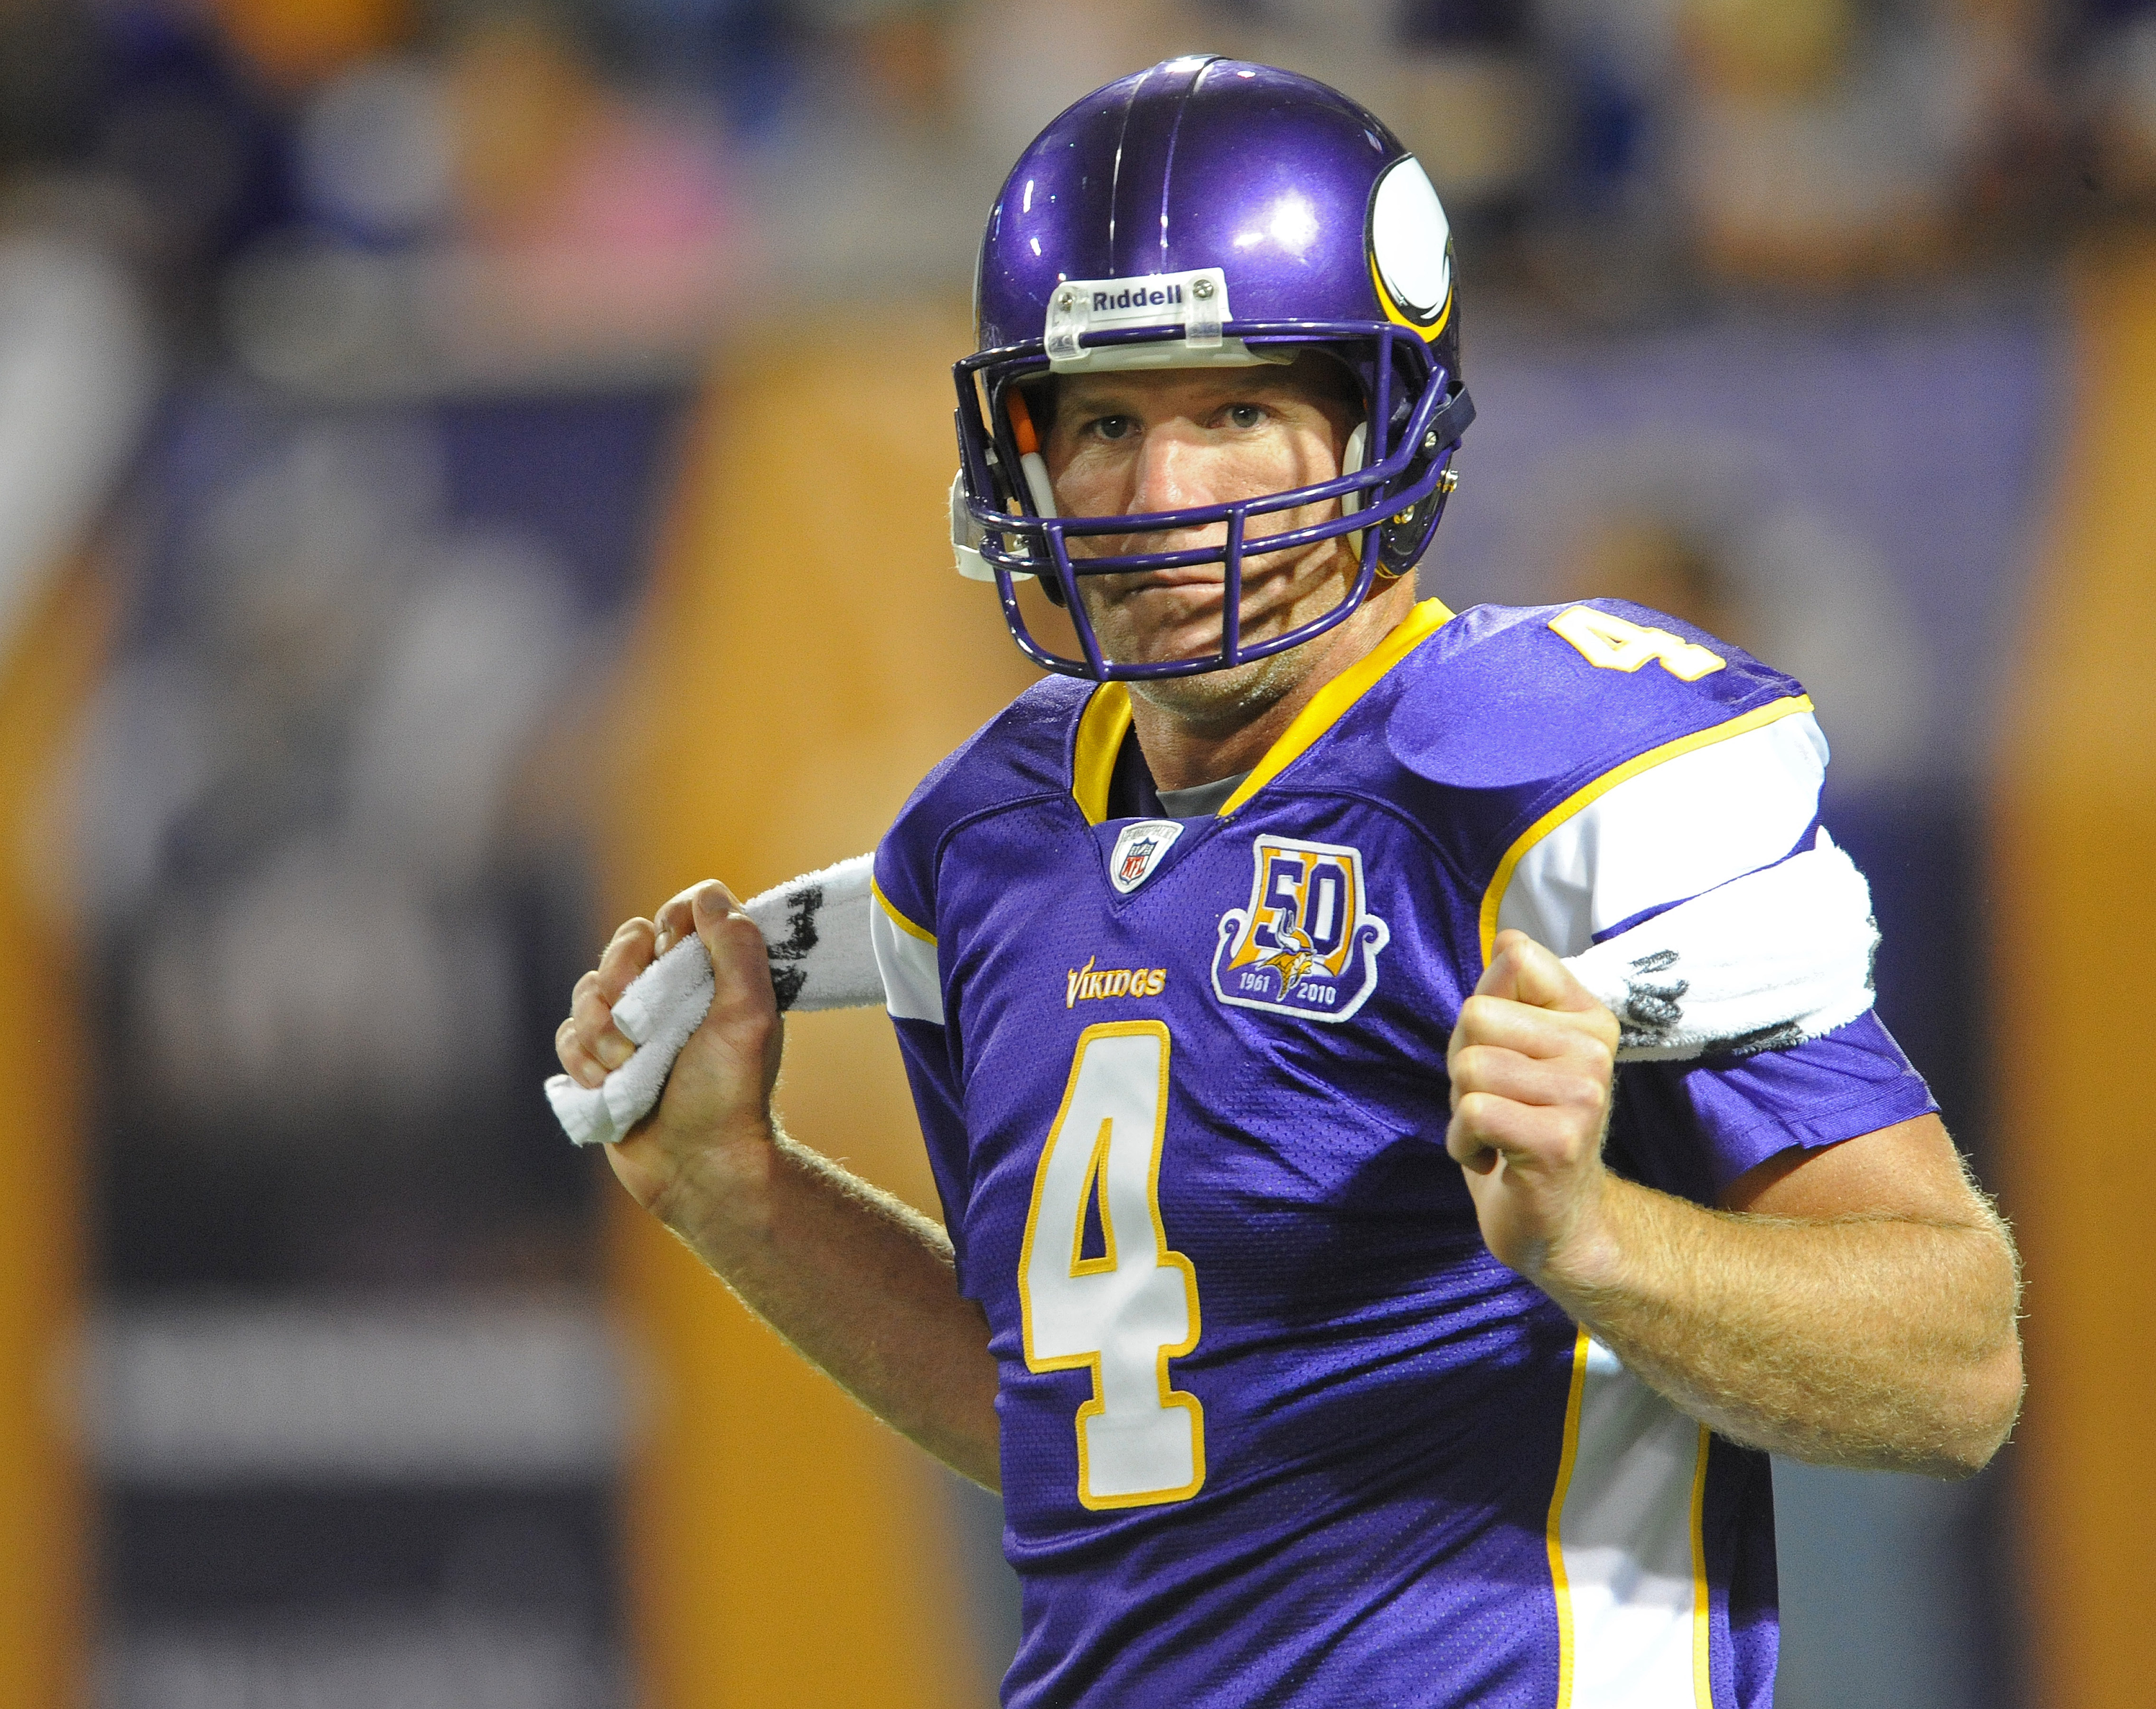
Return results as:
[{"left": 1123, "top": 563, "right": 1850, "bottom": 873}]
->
[{"left": 1125, "top": 577, "right": 1418, "bottom": 793}]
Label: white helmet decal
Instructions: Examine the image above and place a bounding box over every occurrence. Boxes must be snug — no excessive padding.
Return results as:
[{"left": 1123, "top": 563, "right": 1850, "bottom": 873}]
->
[{"left": 1369, "top": 157, "right": 1453, "bottom": 327}]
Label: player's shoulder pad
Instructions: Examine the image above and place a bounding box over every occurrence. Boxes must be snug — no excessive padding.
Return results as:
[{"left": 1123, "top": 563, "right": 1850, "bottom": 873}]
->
[
  {"left": 1384, "top": 599, "right": 1809, "bottom": 794},
  {"left": 874, "top": 675, "right": 1090, "bottom": 934}
]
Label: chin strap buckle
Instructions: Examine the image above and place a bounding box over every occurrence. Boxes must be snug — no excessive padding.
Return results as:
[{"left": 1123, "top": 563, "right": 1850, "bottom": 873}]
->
[{"left": 951, "top": 471, "right": 1035, "bottom": 583}]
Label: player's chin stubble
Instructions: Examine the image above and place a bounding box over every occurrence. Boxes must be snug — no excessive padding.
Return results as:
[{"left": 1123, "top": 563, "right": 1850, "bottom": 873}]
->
[
  {"left": 1104, "top": 540, "right": 1381, "bottom": 734},
  {"left": 1125, "top": 644, "right": 1309, "bottom": 734}
]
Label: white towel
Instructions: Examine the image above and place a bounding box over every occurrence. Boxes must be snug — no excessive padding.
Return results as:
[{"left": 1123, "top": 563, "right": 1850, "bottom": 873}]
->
[
  {"left": 548, "top": 834, "right": 1879, "bottom": 1145},
  {"left": 1567, "top": 831, "right": 1878, "bottom": 1061},
  {"left": 545, "top": 855, "right": 880, "bottom": 1147}
]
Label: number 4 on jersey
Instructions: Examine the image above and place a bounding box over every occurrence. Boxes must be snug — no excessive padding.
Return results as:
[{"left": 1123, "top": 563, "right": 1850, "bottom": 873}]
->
[
  {"left": 1019, "top": 1022, "right": 1205, "bottom": 1509},
  {"left": 1549, "top": 605, "right": 1726, "bottom": 681}
]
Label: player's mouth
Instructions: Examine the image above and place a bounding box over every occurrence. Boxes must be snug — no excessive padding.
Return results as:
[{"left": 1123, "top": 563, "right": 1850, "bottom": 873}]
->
[
  {"left": 1076, "top": 548, "right": 1354, "bottom": 665},
  {"left": 1087, "top": 567, "right": 1278, "bottom": 626},
  {"left": 1110, "top": 567, "right": 1232, "bottom": 593},
  {"left": 1078, "top": 537, "right": 1311, "bottom": 597}
]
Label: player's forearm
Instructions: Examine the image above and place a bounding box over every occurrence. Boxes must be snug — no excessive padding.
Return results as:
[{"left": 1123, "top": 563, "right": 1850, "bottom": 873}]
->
[
  {"left": 653, "top": 1121, "right": 1003, "bottom": 1489},
  {"left": 1539, "top": 1176, "right": 2023, "bottom": 1476}
]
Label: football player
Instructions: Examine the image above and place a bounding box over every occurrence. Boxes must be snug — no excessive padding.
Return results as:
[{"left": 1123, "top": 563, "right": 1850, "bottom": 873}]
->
[{"left": 557, "top": 59, "right": 2020, "bottom": 1708}]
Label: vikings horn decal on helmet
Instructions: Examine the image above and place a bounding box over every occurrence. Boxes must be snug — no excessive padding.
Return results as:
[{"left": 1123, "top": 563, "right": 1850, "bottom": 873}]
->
[{"left": 951, "top": 56, "right": 1474, "bottom": 682}]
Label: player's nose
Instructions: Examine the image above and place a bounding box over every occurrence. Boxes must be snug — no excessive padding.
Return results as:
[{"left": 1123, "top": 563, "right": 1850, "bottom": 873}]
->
[{"left": 1126, "top": 423, "right": 1223, "bottom": 518}]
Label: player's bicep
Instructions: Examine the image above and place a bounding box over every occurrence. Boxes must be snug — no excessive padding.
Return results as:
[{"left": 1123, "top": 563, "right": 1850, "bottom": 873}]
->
[{"left": 1720, "top": 1113, "right": 1992, "bottom": 1228}]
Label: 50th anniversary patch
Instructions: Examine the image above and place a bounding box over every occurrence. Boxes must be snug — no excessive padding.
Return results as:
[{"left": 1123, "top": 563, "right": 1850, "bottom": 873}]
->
[{"left": 1212, "top": 835, "right": 1390, "bottom": 1022}]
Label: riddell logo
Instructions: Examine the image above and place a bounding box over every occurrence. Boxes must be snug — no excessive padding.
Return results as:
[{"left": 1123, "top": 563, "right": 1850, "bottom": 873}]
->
[
  {"left": 1044, "top": 269, "right": 1230, "bottom": 362},
  {"left": 1066, "top": 957, "right": 1168, "bottom": 1008},
  {"left": 1091, "top": 284, "right": 1184, "bottom": 312}
]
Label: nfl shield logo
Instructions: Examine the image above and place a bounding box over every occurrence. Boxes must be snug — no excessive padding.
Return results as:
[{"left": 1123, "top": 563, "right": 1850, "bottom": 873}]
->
[{"left": 1107, "top": 819, "right": 1183, "bottom": 895}]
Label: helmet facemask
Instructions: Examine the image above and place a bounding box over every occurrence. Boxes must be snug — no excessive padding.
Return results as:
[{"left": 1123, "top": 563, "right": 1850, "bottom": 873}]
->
[{"left": 953, "top": 322, "right": 1470, "bottom": 683}]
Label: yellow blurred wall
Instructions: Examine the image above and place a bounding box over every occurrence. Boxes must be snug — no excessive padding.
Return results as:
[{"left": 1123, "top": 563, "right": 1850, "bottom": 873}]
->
[
  {"left": 208, "top": 0, "right": 413, "bottom": 89},
  {"left": 1994, "top": 237, "right": 2156, "bottom": 1709},
  {"left": 0, "top": 562, "right": 111, "bottom": 1707},
  {"left": 604, "top": 311, "right": 1037, "bottom": 1708}
]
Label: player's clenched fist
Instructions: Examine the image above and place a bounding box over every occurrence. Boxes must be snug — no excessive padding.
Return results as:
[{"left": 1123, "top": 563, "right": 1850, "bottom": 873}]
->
[
  {"left": 554, "top": 882, "right": 784, "bottom": 1235},
  {"left": 1445, "top": 930, "right": 1622, "bottom": 1285},
  {"left": 556, "top": 915, "right": 657, "bottom": 1090}
]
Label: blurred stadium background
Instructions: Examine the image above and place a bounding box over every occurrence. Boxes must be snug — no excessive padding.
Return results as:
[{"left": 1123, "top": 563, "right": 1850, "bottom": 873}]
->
[{"left": 0, "top": 0, "right": 2148, "bottom": 1704}]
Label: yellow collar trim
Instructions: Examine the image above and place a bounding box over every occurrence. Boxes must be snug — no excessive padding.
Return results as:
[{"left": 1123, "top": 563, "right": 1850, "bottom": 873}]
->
[
  {"left": 1217, "top": 598, "right": 1453, "bottom": 817},
  {"left": 1071, "top": 680, "right": 1135, "bottom": 826},
  {"left": 1069, "top": 598, "right": 1454, "bottom": 826},
  {"left": 870, "top": 875, "right": 936, "bottom": 944}
]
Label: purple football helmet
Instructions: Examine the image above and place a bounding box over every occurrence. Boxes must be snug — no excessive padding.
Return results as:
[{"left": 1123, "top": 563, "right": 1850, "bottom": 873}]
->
[{"left": 952, "top": 56, "right": 1474, "bottom": 682}]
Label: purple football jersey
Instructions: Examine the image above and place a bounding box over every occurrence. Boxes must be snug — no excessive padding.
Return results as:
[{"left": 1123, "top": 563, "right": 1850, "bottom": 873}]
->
[{"left": 869, "top": 599, "right": 1936, "bottom": 1709}]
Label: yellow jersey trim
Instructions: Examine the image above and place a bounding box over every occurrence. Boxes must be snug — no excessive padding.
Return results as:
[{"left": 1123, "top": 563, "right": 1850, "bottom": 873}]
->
[
  {"left": 1216, "top": 597, "right": 1455, "bottom": 819},
  {"left": 1545, "top": 1326, "right": 1591, "bottom": 1709},
  {"left": 1477, "top": 693, "right": 1816, "bottom": 966},
  {"left": 1689, "top": 1424, "right": 1714, "bottom": 1708},
  {"left": 869, "top": 875, "right": 936, "bottom": 945},
  {"left": 1072, "top": 682, "right": 1134, "bottom": 826}
]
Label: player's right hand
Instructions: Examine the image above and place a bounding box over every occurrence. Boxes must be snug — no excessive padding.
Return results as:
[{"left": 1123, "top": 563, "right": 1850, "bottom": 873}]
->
[
  {"left": 557, "top": 883, "right": 785, "bottom": 1234},
  {"left": 555, "top": 915, "right": 657, "bottom": 1091}
]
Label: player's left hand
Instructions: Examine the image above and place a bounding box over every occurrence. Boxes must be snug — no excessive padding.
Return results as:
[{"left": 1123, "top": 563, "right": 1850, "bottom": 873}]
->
[{"left": 1445, "top": 930, "right": 1622, "bottom": 1286}]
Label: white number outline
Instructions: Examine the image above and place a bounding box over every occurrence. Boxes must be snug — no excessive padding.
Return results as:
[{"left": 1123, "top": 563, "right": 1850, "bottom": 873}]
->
[
  {"left": 1549, "top": 605, "right": 1726, "bottom": 682},
  {"left": 1016, "top": 1020, "right": 1206, "bottom": 1510}
]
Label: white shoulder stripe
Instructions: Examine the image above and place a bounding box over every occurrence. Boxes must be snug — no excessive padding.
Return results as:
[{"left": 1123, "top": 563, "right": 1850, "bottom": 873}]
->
[
  {"left": 1499, "top": 713, "right": 1828, "bottom": 958},
  {"left": 869, "top": 888, "right": 943, "bottom": 1025}
]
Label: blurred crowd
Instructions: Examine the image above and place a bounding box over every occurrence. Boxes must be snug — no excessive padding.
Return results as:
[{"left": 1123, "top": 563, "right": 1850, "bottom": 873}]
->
[
  {"left": 0, "top": 3, "right": 2138, "bottom": 1704},
  {"left": 0, "top": 0, "right": 2152, "bottom": 396}
]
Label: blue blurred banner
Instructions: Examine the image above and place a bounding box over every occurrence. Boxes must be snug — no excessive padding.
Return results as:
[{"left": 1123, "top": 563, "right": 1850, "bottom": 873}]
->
[{"left": 81, "top": 381, "right": 686, "bottom": 1708}]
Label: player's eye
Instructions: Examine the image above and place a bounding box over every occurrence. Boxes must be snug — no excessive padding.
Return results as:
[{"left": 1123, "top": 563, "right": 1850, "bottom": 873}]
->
[
  {"left": 1224, "top": 403, "right": 1267, "bottom": 430},
  {"left": 1087, "top": 414, "right": 1137, "bottom": 441}
]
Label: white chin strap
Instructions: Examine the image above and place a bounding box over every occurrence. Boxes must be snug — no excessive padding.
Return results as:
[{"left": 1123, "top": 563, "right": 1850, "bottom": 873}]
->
[
  {"left": 1344, "top": 421, "right": 1368, "bottom": 559},
  {"left": 1019, "top": 451, "right": 1057, "bottom": 519},
  {"left": 950, "top": 449, "right": 1058, "bottom": 584}
]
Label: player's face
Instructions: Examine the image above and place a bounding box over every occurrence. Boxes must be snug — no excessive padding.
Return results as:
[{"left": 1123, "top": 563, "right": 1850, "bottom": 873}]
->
[{"left": 1042, "top": 356, "right": 1366, "bottom": 680}]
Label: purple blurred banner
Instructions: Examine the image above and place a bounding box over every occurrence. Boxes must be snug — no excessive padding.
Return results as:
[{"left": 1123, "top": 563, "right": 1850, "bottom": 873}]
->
[
  {"left": 1438, "top": 308, "right": 2059, "bottom": 789},
  {"left": 1433, "top": 303, "right": 2057, "bottom": 1709}
]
